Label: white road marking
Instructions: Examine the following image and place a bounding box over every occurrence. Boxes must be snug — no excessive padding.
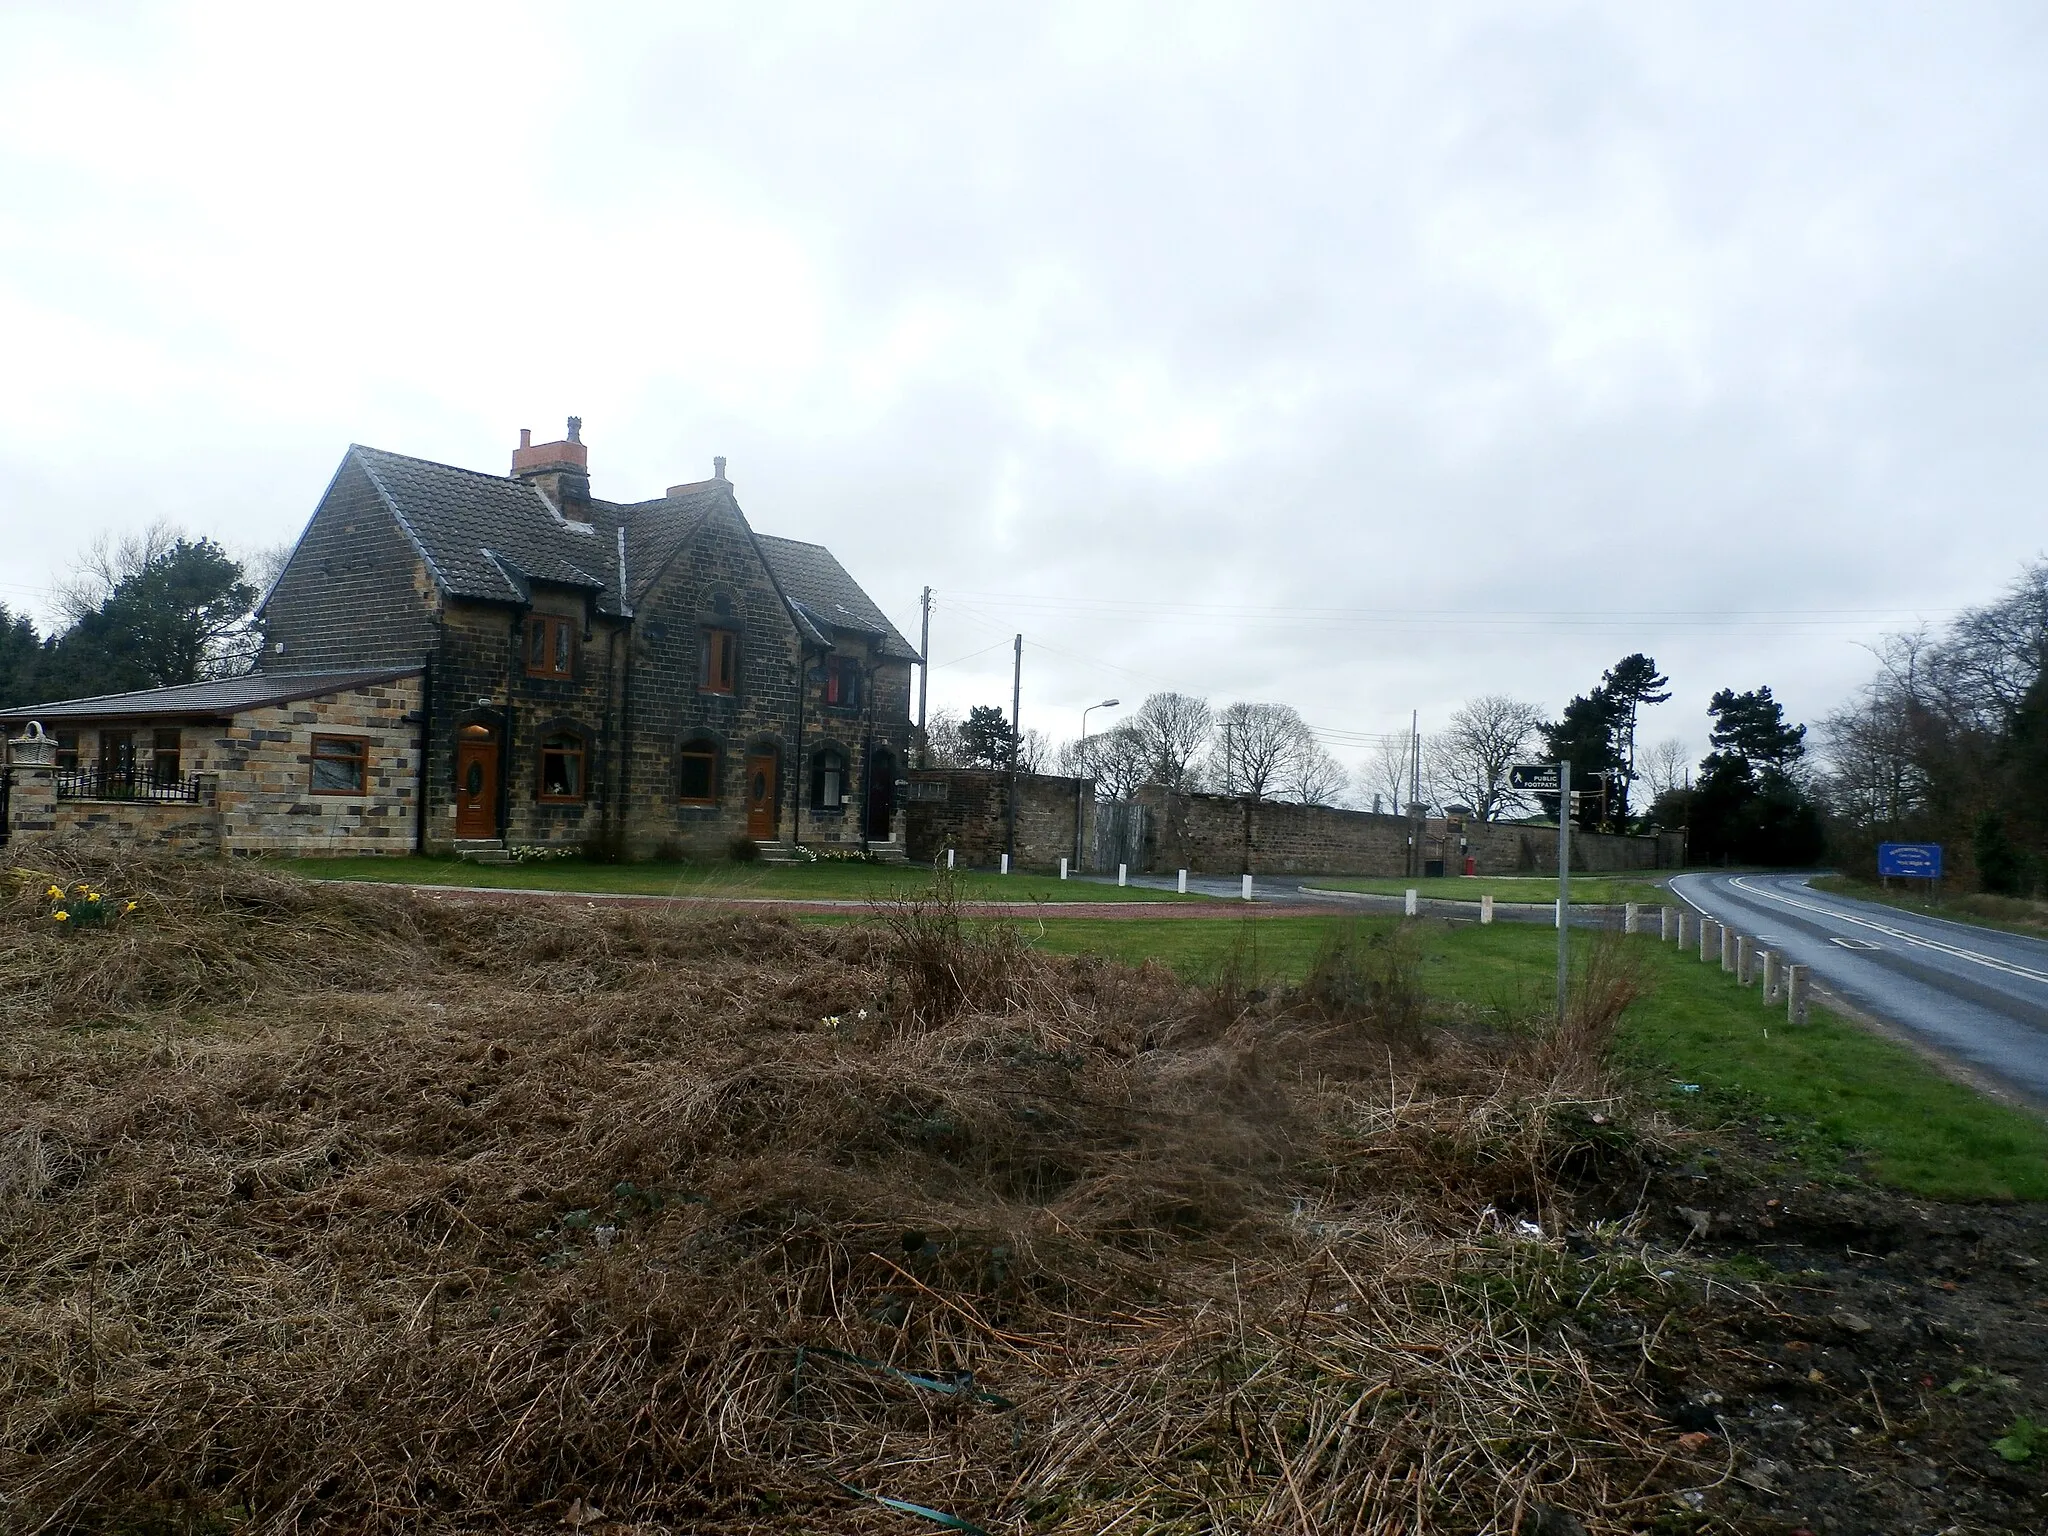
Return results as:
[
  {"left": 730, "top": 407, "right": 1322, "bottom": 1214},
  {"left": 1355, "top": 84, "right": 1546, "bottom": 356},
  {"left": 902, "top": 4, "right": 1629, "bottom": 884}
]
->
[
  {"left": 1724, "top": 876, "right": 2048, "bottom": 986},
  {"left": 1829, "top": 937, "right": 1881, "bottom": 951}
]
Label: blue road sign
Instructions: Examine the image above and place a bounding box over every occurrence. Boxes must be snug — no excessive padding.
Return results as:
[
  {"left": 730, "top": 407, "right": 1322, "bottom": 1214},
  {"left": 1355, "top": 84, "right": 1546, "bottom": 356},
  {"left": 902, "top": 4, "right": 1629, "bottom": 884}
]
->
[{"left": 1877, "top": 842, "right": 1943, "bottom": 879}]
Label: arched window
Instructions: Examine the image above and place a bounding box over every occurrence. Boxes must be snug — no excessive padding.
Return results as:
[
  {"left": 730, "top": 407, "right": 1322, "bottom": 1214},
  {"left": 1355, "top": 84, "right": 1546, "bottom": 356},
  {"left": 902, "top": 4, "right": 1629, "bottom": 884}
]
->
[
  {"left": 811, "top": 747, "right": 846, "bottom": 810},
  {"left": 538, "top": 731, "right": 587, "bottom": 802},
  {"left": 678, "top": 738, "right": 719, "bottom": 805}
]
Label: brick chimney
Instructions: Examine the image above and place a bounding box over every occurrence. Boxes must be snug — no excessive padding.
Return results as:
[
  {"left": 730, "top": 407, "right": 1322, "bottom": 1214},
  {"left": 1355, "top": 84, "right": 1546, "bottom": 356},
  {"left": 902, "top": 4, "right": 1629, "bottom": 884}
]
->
[{"left": 512, "top": 416, "right": 591, "bottom": 508}]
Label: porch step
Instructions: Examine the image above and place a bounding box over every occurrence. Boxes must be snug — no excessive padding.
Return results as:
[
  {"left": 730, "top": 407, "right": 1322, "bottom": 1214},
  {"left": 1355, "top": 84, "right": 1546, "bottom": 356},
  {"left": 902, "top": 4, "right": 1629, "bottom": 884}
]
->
[
  {"left": 749, "top": 840, "right": 804, "bottom": 867},
  {"left": 866, "top": 838, "right": 911, "bottom": 865},
  {"left": 452, "top": 838, "right": 514, "bottom": 866}
]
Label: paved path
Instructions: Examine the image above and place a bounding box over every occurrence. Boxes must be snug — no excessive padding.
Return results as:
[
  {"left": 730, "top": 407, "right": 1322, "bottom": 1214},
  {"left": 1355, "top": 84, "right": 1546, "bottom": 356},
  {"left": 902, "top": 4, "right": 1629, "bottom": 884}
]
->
[{"left": 1673, "top": 871, "right": 2048, "bottom": 1109}]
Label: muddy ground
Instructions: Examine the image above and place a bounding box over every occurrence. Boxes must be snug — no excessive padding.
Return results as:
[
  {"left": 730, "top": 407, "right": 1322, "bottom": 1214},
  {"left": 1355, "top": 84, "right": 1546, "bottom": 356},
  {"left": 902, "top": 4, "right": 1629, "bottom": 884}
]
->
[{"left": 1607, "top": 1136, "right": 2048, "bottom": 1535}]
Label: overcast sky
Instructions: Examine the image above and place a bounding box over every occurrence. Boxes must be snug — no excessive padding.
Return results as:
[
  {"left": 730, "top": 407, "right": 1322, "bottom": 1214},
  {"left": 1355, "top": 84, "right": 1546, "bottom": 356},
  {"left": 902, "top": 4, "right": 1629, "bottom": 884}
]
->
[{"left": 3, "top": 2, "right": 2043, "bottom": 782}]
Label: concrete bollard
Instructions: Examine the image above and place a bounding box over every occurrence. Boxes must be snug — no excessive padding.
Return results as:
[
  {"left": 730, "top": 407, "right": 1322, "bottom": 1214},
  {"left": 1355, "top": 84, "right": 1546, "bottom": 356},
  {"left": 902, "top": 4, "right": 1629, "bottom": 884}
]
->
[
  {"left": 1176, "top": 869, "right": 1188, "bottom": 894},
  {"left": 947, "top": 848, "right": 955, "bottom": 870},
  {"left": 1661, "top": 905, "right": 1675, "bottom": 941},
  {"left": 1722, "top": 925, "right": 1738, "bottom": 973},
  {"left": 1405, "top": 887, "right": 1419, "bottom": 917},
  {"left": 1481, "top": 893, "right": 1494, "bottom": 925},
  {"left": 1787, "top": 964, "right": 1811, "bottom": 1025},
  {"left": 1242, "top": 874, "right": 1254, "bottom": 902},
  {"left": 1676, "top": 909, "right": 1693, "bottom": 948},
  {"left": 1736, "top": 934, "right": 1753, "bottom": 984},
  {"left": 1762, "top": 949, "right": 1782, "bottom": 1003},
  {"left": 1624, "top": 902, "right": 1640, "bottom": 934},
  {"left": 1700, "top": 919, "right": 1715, "bottom": 964},
  {"left": 1059, "top": 857, "right": 1068, "bottom": 880},
  {"left": 1001, "top": 853, "right": 1010, "bottom": 875},
  {"left": 1118, "top": 863, "right": 1127, "bottom": 887}
]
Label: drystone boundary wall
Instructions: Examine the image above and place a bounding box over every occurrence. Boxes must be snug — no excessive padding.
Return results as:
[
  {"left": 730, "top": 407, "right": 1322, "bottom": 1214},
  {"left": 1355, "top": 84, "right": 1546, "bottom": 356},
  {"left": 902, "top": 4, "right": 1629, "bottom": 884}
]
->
[{"left": 903, "top": 769, "right": 1095, "bottom": 870}]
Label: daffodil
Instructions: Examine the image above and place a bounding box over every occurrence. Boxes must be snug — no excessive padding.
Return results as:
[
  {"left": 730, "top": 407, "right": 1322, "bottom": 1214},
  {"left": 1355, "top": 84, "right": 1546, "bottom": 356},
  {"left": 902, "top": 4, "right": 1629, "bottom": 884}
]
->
[
  {"left": 124, "top": 901, "right": 138, "bottom": 913},
  {"left": 46, "top": 885, "right": 62, "bottom": 899},
  {"left": 52, "top": 911, "right": 69, "bottom": 922}
]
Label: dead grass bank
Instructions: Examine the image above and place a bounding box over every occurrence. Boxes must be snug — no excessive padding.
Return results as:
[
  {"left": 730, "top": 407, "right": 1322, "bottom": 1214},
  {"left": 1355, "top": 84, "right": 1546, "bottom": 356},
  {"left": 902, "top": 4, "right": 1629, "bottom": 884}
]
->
[{"left": 2, "top": 847, "right": 1682, "bottom": 1535}]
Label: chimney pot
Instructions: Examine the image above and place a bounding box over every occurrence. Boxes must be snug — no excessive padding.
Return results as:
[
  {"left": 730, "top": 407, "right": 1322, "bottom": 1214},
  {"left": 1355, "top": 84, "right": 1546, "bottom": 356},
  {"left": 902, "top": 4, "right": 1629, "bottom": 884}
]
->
[
  {"left": 714, "top": 455, "right": 727, "bottom": 481},
  {"left": 519, "top": 428, "right": 531, "bottom": 449},
  {"left": 567, "top": 416, "right": 582, "bottom": 444}
]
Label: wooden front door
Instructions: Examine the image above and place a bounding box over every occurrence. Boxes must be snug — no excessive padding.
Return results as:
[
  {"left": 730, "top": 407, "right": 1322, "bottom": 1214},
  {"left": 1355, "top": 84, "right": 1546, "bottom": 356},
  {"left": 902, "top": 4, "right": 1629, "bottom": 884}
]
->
[
  {"left": 455, "top": 734, "right": 499, "bottom": 838},
  {"left": 745, "top": 752, "right": 778, "bottom": 840}
]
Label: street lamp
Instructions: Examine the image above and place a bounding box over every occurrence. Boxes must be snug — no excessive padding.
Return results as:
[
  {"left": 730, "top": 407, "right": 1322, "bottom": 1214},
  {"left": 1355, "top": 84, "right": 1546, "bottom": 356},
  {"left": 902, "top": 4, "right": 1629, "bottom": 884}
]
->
[{"left": 1075, "top": 700, "right": 1120, "bottom": 872}]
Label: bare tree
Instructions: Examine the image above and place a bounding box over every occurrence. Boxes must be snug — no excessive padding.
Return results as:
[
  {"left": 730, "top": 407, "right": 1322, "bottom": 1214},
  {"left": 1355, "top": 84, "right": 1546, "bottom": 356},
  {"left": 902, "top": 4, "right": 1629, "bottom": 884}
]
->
[
  {"left": 920, "top": 706, "right": 967, "bottom": 768},
  {"left": 1428, "top": 694, "right": 1545, "bottom": 821},
  {"left": 1283, "top": 737, "right": 1349, "bottom": 806},
  {"left": 1016, "top": 727, "right": 1052, "bottom": 775},
  {"left": 1364, "top": 735, "right": 1413, "bottom": 817},
  {"left": 54, "top": 519, "right": 182, "bottom": 626},
  {"left": 1210, "top": 701, "right": 1310, "bottom": 801},
  {"left": 1128, "top": 691, "right": 1212, "bottom": 792},
  {"left": 242, "top": 540, "right": 296, "bottom": 601},
  {"left": 1641, "top": 737, "right": 1693, "bottom": 801}
]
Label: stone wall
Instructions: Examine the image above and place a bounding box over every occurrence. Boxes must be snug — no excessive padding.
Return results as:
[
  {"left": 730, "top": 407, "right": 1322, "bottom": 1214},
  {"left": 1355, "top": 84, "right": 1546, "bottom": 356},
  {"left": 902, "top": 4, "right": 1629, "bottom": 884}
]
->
[
  {"left": 903, "top": 769, "right": 1096, "bottom": 870},
  {"left": 1138, "top": 787, "right": 1682, "bottom": 875}
]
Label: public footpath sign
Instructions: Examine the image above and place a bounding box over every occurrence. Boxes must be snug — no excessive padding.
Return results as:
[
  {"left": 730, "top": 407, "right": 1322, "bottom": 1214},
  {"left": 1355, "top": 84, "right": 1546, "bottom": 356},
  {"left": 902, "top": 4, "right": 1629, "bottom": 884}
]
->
[
  {"left": 1877, "top": 842, "right": 1943, "bottom": 879},
  {"left": 1509, "top": 762, "right": 1561, "bottom": 792}
]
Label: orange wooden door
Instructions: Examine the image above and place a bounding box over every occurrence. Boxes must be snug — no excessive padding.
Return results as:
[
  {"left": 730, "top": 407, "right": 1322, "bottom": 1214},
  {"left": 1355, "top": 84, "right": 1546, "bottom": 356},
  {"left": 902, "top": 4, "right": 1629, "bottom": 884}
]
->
[
  {"left": 745, "top": 752, "right": 777, "bottom": 840},
  {"left": 455, "top": 738, "right": 499, "bottom": 837}
]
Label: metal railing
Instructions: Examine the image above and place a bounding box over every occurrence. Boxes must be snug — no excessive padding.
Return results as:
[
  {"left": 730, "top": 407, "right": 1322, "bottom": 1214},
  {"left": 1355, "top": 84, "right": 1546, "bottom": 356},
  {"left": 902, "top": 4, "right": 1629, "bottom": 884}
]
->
[{"left": 55, "top": 767, "right": 203, "bottom": 803}]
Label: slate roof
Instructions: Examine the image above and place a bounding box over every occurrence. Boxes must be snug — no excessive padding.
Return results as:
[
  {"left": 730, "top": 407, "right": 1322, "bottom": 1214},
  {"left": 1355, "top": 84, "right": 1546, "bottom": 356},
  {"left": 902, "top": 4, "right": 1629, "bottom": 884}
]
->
[
  {"left": 304, "top": 448, "right": 915, "bottom": 658},
  {"left": 755, "top": 535, "right": 919, "bottom": 659},
  {"left": 0, "top": 667, "right": 423, "bottom": 724}
]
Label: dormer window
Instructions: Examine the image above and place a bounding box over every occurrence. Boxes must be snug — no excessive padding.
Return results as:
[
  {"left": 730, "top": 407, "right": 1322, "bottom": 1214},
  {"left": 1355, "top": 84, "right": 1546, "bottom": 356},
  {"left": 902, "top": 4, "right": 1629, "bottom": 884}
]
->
[
  {"left": 702, "top": 628, "right": 738, "bottom": 694},
  {"left": 526, "top": 615, "right": 577, "bottom": 679},
  {"left": 824, "top": 655, "right": 862, "bottom": 710}
]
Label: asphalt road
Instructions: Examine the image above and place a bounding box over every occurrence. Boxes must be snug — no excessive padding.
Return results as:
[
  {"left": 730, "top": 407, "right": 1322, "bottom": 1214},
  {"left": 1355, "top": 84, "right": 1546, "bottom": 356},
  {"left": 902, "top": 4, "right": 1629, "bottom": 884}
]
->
[{"left": 1673, "top": 871, "right": 2048, "bottom": 1108}]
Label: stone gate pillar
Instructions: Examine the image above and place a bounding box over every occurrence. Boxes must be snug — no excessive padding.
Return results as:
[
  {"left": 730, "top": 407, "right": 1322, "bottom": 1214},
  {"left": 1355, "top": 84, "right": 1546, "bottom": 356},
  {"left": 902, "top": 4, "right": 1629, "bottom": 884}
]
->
[{"left": 5, "top": 724, "right": 59, "bottom": 842}]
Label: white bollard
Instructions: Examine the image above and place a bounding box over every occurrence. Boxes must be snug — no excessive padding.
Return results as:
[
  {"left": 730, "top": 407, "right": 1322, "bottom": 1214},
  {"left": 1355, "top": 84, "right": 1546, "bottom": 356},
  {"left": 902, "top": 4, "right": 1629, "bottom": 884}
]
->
[
  {"left": 946, "top": 848, "right": 955, "bottom": 870},
  {"left": 1481, "top": 893, "right": 1494, "bottom": 925},
  {"left": 1242, "top": 874, "right": 1254, "bottom": 901},
  {"left": 1118, "top": 863, "right": 1127, "bottom": 887},
  {"left": 1787, "top": 964, "right": 1811, "bottom": 1025},
  {"left": 1177, "top": 869, "right": 1188, "bottom": 894},
  {"left": 1624, "top": 902, "right": 1640, "bottom": 934},
  {"left": 1555, "top": 899, "right": 1565, "bottom": 930},
  {"left": 1000, "top": 853, "right": 1010, "bottom": 875},
  {"left": 1736, "top": 934, "right": 1753, "bottom": 984},
  {"left": 1405, "top": 887, "right": 1419, "bottom": 916},
  {"left": 1059, "top": 857, "right": 1068, "bottom": 880}
]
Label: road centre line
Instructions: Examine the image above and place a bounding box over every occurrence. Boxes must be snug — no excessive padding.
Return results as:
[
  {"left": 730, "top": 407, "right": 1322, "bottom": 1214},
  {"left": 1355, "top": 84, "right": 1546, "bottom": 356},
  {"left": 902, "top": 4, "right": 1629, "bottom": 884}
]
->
[{"left": 1725, "top": 876, "right": 2048, "bottom": 987}]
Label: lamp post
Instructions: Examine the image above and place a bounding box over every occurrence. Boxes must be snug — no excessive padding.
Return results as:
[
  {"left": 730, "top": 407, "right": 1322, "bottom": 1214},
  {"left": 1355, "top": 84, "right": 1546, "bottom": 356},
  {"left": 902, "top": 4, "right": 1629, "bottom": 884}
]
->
[{"left": 1076, "top": 699, "right": 1119, "bottom": 872}]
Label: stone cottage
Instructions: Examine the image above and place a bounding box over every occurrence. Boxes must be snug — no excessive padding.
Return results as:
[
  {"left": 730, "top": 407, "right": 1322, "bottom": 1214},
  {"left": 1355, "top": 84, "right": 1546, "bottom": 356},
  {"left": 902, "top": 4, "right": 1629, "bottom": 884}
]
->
[{"left": 2, "top": 421, "right": 919, "bottom": 859}]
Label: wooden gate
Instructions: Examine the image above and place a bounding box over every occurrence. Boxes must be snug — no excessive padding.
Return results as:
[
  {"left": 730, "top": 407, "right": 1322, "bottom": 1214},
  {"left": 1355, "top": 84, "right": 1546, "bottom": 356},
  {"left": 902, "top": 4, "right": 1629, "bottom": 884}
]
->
[{"left": 1087, "top": 799, "right": 1147, "bottom": 874}]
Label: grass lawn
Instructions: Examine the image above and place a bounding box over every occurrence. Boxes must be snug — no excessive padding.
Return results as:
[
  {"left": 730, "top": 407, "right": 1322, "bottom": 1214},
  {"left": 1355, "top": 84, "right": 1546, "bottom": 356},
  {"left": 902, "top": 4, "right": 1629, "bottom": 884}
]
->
[
  {"left": 1023, "top": 911, "right": 2048, "bottom": 1201},
  {"left": 1810, "top": 874, "right": 2048, "bottom": 941},
  {"left": 271, "top": 855, "right": 1207, "bottom": 904},
  {"left": 1302, "top": 873, "right": 1675, "bottom": 906}
]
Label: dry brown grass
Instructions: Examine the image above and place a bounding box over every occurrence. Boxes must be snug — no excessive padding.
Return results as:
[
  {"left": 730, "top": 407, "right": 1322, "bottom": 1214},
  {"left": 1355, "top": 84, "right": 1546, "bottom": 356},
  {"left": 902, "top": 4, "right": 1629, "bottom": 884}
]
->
[{"left": 0, "top": 844, "right": 1694, "bottom": 1535}]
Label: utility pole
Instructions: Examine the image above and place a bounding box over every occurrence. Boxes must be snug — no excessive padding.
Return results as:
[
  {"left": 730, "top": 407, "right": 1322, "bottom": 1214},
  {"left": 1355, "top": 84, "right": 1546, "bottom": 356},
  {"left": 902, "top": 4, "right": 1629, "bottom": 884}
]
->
[
  {"left": 916, "top": 585, "right": 931, "bottom": 767},
  {"left": 1557, "top": 760, "right": 1572, "bottom": 1029},
  {"left": 1006, "top": 634, "right": 1022, "bottom": 863},
  {"left": 1408, "top": 709, "right": 1422, "bottom": 876}
]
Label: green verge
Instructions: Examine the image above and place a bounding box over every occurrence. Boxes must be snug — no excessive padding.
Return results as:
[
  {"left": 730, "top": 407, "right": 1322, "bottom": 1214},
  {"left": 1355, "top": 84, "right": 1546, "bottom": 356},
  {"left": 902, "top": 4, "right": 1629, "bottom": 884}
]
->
[
  {"left": 1301, "top": 874, "right": 1674, "bottom": 907},
  {"left": 270, "top": 856, "right": 1207, "bottom": 904},
  {"left": 1809, "top": 874, "right": 2048, "bottom": 942},
  {"left": 1023, "top": 913, "right": 2048, "bottom": 1202}
]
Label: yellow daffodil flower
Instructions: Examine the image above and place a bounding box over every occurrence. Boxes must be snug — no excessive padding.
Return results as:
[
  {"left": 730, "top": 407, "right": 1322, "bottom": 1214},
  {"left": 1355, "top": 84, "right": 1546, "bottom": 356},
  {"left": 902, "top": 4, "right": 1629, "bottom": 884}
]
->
[
  {"left": 52, "top": 911, "right": 69, "bottom": 922},
  {"left": 124, "top": 901, "right": 138, "bottom": 913},
  {"left": 47, "top": 885, "right": 63, "bottom": 899}
]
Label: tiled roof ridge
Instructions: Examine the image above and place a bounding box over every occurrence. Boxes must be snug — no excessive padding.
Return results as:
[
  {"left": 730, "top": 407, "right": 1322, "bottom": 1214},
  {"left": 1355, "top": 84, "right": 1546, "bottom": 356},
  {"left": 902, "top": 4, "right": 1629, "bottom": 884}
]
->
[{"left": 0, "top": 665, "right": 424, "bottom": 720}]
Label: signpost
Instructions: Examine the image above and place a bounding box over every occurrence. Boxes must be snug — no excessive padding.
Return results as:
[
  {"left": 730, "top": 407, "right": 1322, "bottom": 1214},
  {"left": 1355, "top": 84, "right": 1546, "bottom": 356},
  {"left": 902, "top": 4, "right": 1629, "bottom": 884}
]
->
[
  {"left": 1512, "top": 761, "right": 1570, "bottom": 1027},
  {"left": 1876, "top": 842, "right": 1942, "bottom": 880}
]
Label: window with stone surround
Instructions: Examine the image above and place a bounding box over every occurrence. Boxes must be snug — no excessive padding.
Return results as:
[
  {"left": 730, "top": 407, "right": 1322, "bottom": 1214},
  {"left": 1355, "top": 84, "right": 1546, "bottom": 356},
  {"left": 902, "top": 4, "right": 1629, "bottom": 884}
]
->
[
  {"left": 823, "top": 655, "right": 862, "bottom": 710},
  {"left": 54, "top": 729, "right": 79, "bottom": 770},
  {"left": 678, "top": 739, "right": 719, "bottom": 804},
  {"left": 810, "top": 747, "right": 846, "bottom": 811},
  {"left": 526, "top": 615, "right": 577, "bottom": 679},
  {"left": 151, "top": 727, "right": 183, "bottom": 786},
  {"left": 701, "top": 627, "right": 738, "bottom": 694},
  {"left": 310, "top": 735, "right": 368, "bottom": 795},
  {"left": 538, "top": 731, "right": 587, "bottom": 802}
]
